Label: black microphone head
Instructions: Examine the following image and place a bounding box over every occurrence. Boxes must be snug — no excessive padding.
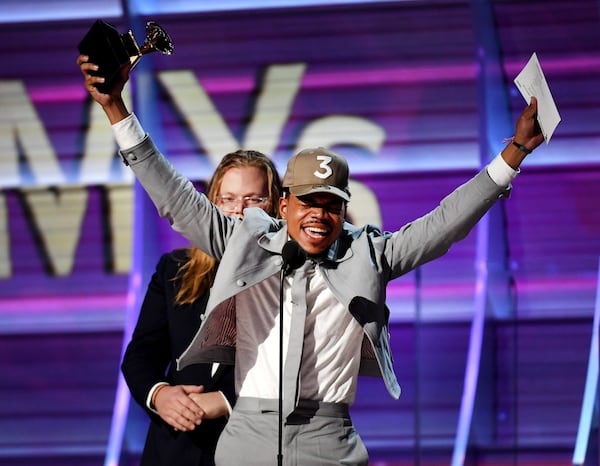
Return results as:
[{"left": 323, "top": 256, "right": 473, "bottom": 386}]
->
[{"left": 281, "top": 240, "right": 306, "bottom": 275}]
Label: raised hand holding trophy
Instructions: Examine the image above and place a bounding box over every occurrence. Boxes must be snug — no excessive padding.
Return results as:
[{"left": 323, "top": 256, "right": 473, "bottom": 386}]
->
[{"left": 78, "top": 19, "right": 174, "bottom": 93}]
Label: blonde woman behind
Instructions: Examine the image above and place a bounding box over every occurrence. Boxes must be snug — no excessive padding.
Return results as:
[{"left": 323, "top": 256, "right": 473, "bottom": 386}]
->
[{"left": 121, "top": 150, "right": 281, "bottom": 466}]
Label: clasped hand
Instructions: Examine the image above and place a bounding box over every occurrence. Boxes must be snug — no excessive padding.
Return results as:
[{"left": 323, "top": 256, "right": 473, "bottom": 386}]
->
[{"left": 153, "top": 384, "right": 229, "bottom": 432}]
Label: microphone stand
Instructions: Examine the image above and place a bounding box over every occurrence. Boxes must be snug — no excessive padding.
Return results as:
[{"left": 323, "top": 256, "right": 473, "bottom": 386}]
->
[
  {"left": 277, "top": 240, "right": 306, "bottom": 466},
  {"left": 278, "top": 268, "right": 285, "bottom": 466}
]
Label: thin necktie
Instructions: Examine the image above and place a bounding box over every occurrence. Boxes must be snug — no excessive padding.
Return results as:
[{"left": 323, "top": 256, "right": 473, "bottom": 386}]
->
[{"left": 282, "top": 260, "right": 310, "bottom": 419}]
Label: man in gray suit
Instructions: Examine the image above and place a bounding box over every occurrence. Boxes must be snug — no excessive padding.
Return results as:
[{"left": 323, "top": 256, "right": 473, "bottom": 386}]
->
[{"left": 78, "top": 54, "right": 544, "bottom": 466}]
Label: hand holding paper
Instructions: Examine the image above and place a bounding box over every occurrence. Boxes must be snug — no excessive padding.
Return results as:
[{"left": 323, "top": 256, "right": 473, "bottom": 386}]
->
[{"left": 514, "top": 52, "right": 561, "bottom": 143}]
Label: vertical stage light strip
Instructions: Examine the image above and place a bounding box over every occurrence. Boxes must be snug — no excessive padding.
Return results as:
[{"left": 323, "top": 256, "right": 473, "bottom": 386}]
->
[
  {"left": 104, "top": 12, "right": 167, "bottom": 466},
  {"left": 452, "top": 218, "right": 489, "bottom": 466},
  {"left": 452, "top": 0, "right": 514, "bottom": 464},
  {"left": 572, "top": 257, "right": 600, "bottom": 464}
]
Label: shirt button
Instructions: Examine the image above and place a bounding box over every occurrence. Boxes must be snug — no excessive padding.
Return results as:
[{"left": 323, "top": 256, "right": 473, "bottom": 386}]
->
[{"left": 236, "top": 279, "right": 246, "bottom": 287}]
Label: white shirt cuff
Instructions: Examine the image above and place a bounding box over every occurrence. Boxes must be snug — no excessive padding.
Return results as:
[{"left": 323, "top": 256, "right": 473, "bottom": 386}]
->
[
  {"left": 486, "top": 153, "right": 519, "bottom": 187},
  {"left": 111, "top": 112, "right": 146, "bottom": 150},
  {"left": 146, "top": 381, "right": 170, "bottom": 413}
]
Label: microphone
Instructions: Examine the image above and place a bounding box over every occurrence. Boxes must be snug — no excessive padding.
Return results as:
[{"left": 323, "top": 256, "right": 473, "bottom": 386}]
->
[
  {"left": 278, "top": 239, "right": 306, "bottom": 465},
  {"left": 281, "top": 240, "right": 306, "bottom": 276}
]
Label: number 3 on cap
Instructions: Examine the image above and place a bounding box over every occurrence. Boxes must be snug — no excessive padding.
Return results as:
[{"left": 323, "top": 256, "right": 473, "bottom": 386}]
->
[{"left": 313, "top": 155, "right": 333, "bottom": 179}]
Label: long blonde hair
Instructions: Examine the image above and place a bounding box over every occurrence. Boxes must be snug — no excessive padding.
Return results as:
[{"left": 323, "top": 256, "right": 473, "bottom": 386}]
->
[{"left": 174, "top": 150, "right": 281, "bottom": 305}]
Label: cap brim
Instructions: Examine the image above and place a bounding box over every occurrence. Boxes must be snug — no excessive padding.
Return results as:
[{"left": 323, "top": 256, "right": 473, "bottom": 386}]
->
[{"left": 289, "top": 184, "right": 350, "bottom": 202}]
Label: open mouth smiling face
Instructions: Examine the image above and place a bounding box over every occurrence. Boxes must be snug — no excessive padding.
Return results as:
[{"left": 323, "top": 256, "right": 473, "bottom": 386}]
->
[{"left": 280, "top": 192, "right": 345, "bottom": 256}]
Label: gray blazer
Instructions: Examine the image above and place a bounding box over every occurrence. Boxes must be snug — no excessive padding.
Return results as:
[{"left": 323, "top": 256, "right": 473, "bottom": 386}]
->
[{"left": 120, "top": 135, "right": 510, "bottom": 401}]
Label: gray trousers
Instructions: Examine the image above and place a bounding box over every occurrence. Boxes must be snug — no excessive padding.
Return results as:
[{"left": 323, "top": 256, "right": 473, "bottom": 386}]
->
[{"left": 215, "top": 397, "right": 369, "bottom": 466}]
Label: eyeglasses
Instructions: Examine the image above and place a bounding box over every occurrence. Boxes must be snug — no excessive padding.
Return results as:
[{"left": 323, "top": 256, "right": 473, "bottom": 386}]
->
[{"left": 216, "top": 195, "right": 269, "bottom": 211}]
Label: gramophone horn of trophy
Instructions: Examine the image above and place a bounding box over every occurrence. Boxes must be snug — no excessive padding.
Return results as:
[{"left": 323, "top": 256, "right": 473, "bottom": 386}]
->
[{"left": 78, "top": 19, "right": 174, "bottom": 93}]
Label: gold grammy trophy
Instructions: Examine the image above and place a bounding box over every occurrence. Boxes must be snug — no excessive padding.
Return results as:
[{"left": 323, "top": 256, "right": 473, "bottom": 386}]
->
[{"left": 78, "top": 19, "right": 174, "bottom": 92}]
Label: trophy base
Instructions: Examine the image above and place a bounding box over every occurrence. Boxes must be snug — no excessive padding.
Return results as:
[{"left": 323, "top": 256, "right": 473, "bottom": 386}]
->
[{"left": 77, "top": 20, "right": 131, "bottom": 93}]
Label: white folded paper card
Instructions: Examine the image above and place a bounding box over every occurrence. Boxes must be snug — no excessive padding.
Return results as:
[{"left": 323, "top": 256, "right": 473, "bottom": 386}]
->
[{"left": 514, "top": 52, "right": 561, "bottom": 143}]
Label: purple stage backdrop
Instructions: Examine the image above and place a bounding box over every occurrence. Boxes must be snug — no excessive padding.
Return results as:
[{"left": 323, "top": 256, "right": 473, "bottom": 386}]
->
[
  {"left": 0, "top": 1, "right": 599, "bottom": 464},
  {"left": 1, "top": 2, "right": 599, "bottom": 330}
]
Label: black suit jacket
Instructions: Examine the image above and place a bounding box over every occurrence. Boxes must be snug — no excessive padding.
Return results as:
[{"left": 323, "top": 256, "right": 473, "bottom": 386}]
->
[{"left": 121, "top": 250, "right": 235, "bottom": 466}]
